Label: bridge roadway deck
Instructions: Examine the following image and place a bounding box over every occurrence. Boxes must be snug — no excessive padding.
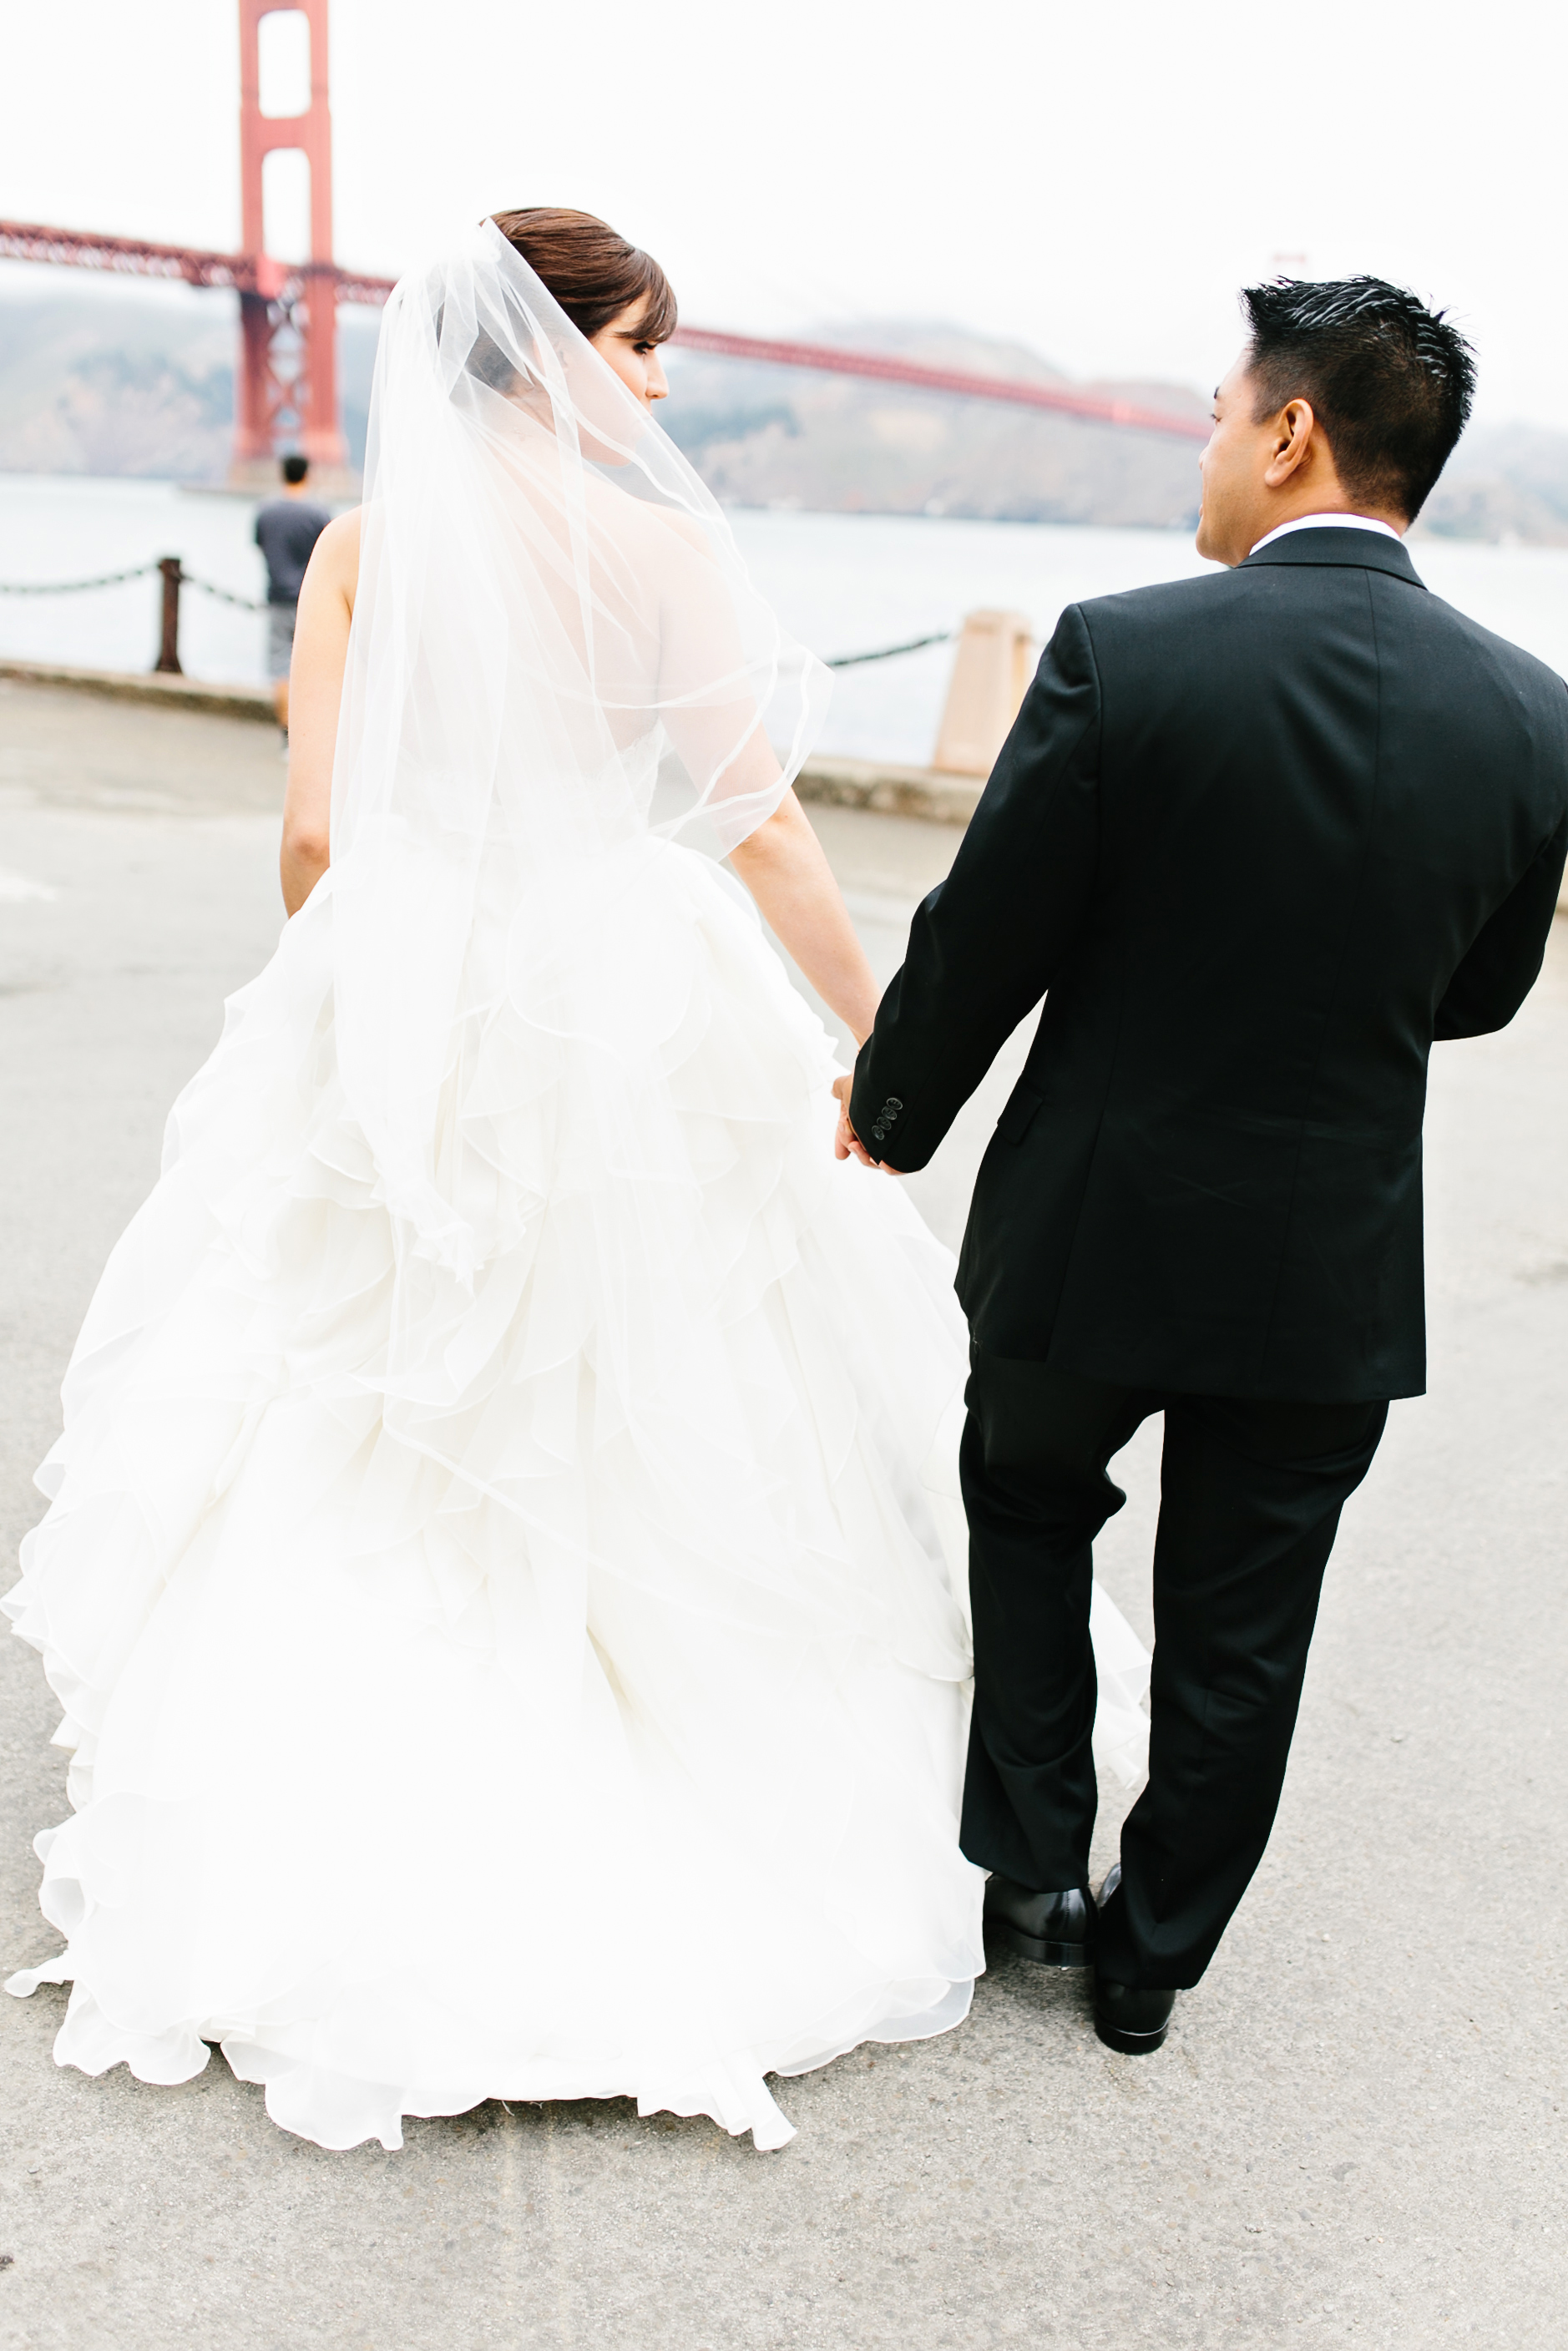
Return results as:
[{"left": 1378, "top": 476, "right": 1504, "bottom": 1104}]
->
[{"left": 0, "top": 680, "right": 1563, "bottom": 2350}]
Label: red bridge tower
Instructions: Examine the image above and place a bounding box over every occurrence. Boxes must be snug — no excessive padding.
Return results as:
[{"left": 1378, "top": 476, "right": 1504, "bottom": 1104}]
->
[{"left": 233, "top": 0, "right": 349, "bottom": 484}]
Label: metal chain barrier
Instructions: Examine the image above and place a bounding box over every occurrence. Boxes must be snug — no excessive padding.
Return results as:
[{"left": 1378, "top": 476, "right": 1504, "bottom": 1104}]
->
[
  {"left": 826, "top": 629, "right": 953, "bottom": 670},
  {"left": 185, "top": 574, "right": 267, "bottom": 612},
  {"left": 0, "top": 562, "right": 161, "bottom": 595},
  {"left": 0, "top": 563, "right": 266, "bottom": 612},
  {"left": 1, "top": 564, "right": 942, "bottom": 653}
]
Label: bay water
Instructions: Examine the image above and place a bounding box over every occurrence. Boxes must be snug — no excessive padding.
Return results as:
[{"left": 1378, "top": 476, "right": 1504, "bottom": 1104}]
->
[{"left": 3, "top": 471, "right": 1568, "bottom": 769}]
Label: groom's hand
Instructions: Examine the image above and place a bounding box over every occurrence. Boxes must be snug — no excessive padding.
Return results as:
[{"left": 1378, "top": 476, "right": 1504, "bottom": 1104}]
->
[{"left": 832, "top": 1074, "right": 900, "bottom": 1173}]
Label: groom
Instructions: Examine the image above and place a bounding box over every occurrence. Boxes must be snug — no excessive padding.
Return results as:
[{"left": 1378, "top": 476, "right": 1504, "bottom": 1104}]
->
[{"left": 837, "top": 277, "right": 1568, "bottom": 2052}]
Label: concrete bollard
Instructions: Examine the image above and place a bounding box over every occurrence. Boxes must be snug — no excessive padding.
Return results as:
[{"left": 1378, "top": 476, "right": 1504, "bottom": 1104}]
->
[{"left": 932, "top": 609, "right": 1034, "bottom": 777}]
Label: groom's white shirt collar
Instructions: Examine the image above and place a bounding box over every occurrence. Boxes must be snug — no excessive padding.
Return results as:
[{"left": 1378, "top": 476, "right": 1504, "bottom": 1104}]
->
[{"left": 1249, "top": 512, "right": 1404, "bottom": 556}]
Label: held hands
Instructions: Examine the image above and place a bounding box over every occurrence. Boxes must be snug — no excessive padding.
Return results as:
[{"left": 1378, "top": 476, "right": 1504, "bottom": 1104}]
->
[{"left": 832, "top": 1074, "right": 901, "bottom": 1174}]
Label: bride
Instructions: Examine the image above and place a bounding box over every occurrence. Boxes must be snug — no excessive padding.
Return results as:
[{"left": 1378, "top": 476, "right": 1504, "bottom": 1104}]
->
[{"left": 6, "top": 210, "right": 1148, "bottom": 2154}]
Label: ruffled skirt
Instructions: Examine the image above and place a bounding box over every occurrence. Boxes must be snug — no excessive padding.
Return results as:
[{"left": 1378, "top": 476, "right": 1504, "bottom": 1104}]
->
[{"left": 6, "top": 839, "right": 1146, "bottom": 2151}]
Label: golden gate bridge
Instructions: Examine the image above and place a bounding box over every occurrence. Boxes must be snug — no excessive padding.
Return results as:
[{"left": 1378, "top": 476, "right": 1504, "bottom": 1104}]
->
[{"left": 0, "top": 0, "right": 1207, "bottom": 485}]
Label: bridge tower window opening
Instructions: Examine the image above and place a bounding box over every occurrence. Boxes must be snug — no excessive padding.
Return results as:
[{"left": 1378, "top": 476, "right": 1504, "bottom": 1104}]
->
[
  {"left": 261, "top": 148, "right": 312, "bottom": 268},
  {"left": 257, "top": 8, "right": 312, "bottom": 118}
]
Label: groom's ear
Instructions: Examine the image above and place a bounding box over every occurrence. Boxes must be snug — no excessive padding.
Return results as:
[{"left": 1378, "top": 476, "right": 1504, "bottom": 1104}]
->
[{"left": 1262, "top": 397, "right": 1318, "bottom": 488}]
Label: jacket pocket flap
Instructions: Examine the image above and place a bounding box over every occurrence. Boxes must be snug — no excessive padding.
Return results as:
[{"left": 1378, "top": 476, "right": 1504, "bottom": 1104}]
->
[{"left": 996, "top": 1080, "right": 1044, "bottom": 1145}]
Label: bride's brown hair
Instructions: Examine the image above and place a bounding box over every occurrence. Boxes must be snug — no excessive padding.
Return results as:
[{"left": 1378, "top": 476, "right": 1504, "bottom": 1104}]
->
[{"left": 491, "top": 208, "right": 678, "bottom": 344}]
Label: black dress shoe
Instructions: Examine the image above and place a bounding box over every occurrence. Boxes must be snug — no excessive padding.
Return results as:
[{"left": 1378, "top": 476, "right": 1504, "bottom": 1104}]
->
[
  {"left": 1093, "top": 1979, "right": 1176, "bottom": 2054},
  {"left": 1092, "top": 1863, "right": 1176, "bottom": 2050},
  {"left": 983, "top": 1874, "right": 1095, "bottom": 1967}
]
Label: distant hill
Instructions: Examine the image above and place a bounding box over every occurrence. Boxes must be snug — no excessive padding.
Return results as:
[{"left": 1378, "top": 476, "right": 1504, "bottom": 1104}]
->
[
  {"left": 0, "top": 282, "right": 1563, "bottom": 541},
  {"left": 0, "top": 288, "right": 379, "bottom": 481},
  {"left": 1418, "top": 422, "right": 1568, "bottom": 544},
  {"left": 661, "top": 324, "right": 1210, "bottom": 528}
]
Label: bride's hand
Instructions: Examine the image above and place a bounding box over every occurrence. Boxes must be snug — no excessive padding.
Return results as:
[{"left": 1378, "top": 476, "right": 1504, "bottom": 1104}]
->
[
  {"left": 833, "top": 1074, "right": 898, "bottom": 1171},
  {"left": 832, "top": 1075, "right": 867, "bottom": 1162}
]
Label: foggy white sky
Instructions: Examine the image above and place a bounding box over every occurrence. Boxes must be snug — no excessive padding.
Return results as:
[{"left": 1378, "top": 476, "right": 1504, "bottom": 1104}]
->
[{"left": 2, "top": 0, "right": 1563, "bottom": 430}]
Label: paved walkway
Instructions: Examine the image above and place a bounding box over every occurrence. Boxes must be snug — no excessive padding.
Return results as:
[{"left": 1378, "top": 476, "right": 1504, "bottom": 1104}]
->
[{"left": 1, "top": 681, "right": 1563, "bottom": 2349}]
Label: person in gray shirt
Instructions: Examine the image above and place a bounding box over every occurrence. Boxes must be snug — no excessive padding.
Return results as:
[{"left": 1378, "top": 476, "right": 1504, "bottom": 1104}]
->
[{"left": 255, "top": 454, "right": 332, "bottom": 736}]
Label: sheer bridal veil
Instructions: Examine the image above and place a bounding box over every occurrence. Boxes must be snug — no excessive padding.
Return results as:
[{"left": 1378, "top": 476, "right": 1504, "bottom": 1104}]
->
[{"left": 321, "top": 220, "right": 832, "bottom": 1277}]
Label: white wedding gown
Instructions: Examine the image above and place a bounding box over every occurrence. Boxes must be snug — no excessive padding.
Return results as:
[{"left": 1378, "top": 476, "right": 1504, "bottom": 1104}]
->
[{"left": 5, "top": 228, "right": 1148, "bottom": 2155}]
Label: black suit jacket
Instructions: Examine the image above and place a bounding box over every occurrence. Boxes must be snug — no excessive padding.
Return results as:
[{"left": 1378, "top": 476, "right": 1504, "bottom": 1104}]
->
[{"left": 851, "top": 529, "right": 1568, "bottom": 1400}]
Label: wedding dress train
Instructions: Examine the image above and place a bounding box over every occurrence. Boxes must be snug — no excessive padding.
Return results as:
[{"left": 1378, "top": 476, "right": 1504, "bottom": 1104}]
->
[{"left": 5, "top": 225, "right": 1148, "bottom": 2153}]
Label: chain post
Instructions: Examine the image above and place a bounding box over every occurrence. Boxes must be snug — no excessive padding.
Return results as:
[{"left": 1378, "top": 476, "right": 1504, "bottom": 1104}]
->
[{"left": 154, "top": 558, "right": 185, "bottom": 675}]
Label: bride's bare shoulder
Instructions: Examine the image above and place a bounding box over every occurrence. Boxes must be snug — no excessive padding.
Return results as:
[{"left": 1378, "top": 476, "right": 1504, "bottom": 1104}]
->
[
  {"left": 302, "top": 508, "right": 363, "bottom": 611},
  {"left": 634, "top": 501, "right": 723, "bottom": 579},
  {"left": 647, "top": 504, "right": 712, "bottom": 553},
  {"left": 316, "top": 508, "right": 363, "bottom": 574}
]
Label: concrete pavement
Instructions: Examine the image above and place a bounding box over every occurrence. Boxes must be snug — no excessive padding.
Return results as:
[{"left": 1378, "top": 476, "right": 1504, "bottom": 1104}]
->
[{"left": 1, "top": 680, "right": 1564, "bottom": 2349}]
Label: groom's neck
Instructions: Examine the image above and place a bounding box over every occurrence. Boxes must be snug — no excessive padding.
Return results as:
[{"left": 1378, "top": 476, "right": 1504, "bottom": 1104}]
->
[{"left": 1246, "top": 488, "right": 1408, "bottom": 550}]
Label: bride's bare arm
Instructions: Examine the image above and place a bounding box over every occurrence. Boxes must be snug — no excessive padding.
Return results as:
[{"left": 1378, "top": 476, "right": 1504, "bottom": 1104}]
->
[
  {"left": 728, "top": 790, "right": 882, "bottom": 1046},
  {"left": 281, "top": 511, "right": 361, "bottom": 916},
  {"left": 650, "top": 518, "right": 883, "bottom": 1056}
]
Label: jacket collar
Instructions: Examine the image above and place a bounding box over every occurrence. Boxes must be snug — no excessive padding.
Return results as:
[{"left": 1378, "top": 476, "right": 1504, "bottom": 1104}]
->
[{"left": 1240, "top": 526, "right": 1425, "bottom": 589}]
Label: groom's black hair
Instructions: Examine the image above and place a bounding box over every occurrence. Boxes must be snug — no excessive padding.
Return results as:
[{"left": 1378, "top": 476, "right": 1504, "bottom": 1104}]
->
[{"left": 1241, "top": 276, "right": 1475, "bottom": 523}]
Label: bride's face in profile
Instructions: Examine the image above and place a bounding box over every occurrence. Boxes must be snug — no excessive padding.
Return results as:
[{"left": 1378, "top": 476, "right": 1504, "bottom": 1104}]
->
[{"left": 589, "top": 303, "right": 670, "bottom": 408}]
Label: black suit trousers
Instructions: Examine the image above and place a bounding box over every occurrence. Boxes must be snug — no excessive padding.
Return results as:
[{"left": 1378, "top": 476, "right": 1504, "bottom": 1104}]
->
[{"left": 959, "top": 1352, "right": 1387, "bottom": 1989}]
